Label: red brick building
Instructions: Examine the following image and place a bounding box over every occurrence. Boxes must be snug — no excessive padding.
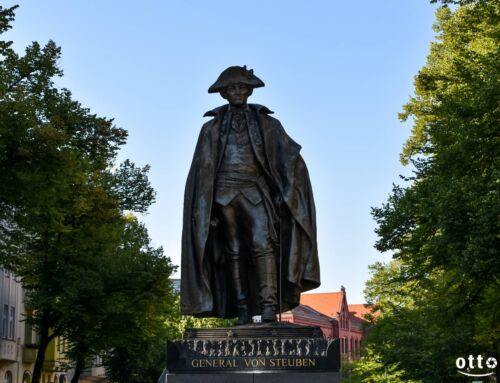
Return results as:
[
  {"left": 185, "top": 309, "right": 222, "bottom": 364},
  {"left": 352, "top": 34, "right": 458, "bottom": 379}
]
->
[
  {"left": 283, "top": 286, "right": 373, "bottom": 360},
  {"left": 281, "top": 304, "right": 338, "bottom": 339}
]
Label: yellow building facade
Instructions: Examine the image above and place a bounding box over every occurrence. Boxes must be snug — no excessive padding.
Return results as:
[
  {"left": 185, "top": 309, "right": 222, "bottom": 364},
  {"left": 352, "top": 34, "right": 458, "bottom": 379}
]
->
[{"left": 0, "top": 270, "right": 70, "bottom": 383}]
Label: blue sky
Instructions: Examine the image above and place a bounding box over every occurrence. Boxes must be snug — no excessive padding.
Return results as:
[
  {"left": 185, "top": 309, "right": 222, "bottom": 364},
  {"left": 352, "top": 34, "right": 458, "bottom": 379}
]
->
[{"left": 4, "top": 1, "right": 438, "bottom": 304}]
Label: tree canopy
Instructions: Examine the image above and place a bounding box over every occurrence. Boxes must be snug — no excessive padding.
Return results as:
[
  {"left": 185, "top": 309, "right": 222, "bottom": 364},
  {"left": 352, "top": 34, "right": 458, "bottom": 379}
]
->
[
  {"left": 0, "top": 5, "right": 175, "bottom": 383},
  {"left": 358, "top": 1, "right": 499, "bottom": 382}
]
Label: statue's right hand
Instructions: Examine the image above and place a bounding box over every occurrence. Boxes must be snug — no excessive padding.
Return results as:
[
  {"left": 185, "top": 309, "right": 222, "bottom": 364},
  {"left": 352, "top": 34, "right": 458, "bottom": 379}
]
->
[{"left": 210, "top": 217, "right": 219, "bottom": 227}]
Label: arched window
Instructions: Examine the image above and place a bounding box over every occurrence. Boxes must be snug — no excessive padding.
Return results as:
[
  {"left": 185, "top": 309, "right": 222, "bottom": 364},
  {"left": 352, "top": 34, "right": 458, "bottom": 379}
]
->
[
  {"left": 22, "top": 371, "right": 31, "bottom": 383},
  {"left": 4, "top": 371, "right": 13, "bottom": 383},
  {"left": 60, "top": 375, "right": 67, "bottom": 383},
  {"left": 54, "top": 374, "right": 59, "bottom": 383}
]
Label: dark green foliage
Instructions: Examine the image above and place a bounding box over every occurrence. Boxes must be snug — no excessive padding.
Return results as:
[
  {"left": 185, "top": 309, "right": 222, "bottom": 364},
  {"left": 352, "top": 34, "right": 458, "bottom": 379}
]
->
[
  {"left": 342, "top": 346, "right": 421, "bottom": 383},
  {"left": 88, "top": 218, "right": 175, "bottom": 383},
  {"left": 0, "top": 6, "right": 175, "bottom": 383},
  {"left": 110, "top": 159, "right": 156, "bottom": 213},
  {"left": 164, "top": 295, "right": 235, "bottom": 341},
  {"left": 105, "top": 291, "right": 233, "bottom": 383},
  {"left": 364, "top": 1, "right": 499, "bottom": 382},
  {"left": 361, "top": 262, "right": 484, "bottom": 382},
  {"left": 104, "top": 340, "right": 166, "bottom": 383}
]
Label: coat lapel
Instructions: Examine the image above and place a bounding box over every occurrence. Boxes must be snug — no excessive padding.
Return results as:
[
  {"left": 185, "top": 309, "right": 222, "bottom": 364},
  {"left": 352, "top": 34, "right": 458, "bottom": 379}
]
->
[{"left": 215, "top": 107, "right": 231, "bottom": 170}]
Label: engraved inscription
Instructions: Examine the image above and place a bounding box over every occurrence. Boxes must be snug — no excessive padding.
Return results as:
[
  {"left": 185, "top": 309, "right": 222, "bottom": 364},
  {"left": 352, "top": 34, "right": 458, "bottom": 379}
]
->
[{"left": 189, "top": 357, "right": 318, "bottom": 369}]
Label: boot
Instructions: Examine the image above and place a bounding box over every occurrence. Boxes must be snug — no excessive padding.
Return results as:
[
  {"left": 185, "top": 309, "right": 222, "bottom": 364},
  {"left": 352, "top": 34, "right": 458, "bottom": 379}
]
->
[
  {"left": 261, "top": 306, "right": 276, "bottom": 323},
  {"left": 255, "top": 253, "right": 278, "bottom": 322},
  {"left": 228, "top": 256, "right": 251, "bottom": 325},
  {"left": 235, "top": 307, "right": 251, "bottom": 325}
]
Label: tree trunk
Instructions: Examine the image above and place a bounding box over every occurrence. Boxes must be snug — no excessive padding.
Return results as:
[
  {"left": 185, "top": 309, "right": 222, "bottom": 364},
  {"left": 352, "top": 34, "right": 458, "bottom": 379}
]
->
[
  {"left": 70, "top": 354, "right": 85, "bottom": 383},
  {"left": 31, "top": 320, "right": 52, "bottom": 383}
]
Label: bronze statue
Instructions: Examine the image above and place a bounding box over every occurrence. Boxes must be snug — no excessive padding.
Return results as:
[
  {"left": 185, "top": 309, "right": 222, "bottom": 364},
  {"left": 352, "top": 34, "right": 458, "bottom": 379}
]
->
[{"left": 181, "top": 66, "right": 320, "bottom": 325}]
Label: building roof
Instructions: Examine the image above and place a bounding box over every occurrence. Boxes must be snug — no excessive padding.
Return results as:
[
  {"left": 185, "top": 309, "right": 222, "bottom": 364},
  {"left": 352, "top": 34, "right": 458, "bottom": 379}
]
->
[
  {"left": 300, "top": 292, "right": 344, "bottom": 318},
  {"left": 290, "top": 304, "right": 336, "bottom": 322},
  {"left": 349, "top": 303, "right": 378, "bottom": 321}
]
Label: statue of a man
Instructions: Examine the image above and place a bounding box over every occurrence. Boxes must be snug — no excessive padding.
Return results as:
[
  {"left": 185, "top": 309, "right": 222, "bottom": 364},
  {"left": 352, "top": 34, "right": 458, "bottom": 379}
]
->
[{"left": 181, "top": 66, "right": 320, "bottom": 325}]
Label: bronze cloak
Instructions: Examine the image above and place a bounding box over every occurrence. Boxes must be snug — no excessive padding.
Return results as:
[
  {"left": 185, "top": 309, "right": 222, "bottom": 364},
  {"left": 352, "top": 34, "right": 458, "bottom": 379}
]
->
[{"left": 180, "top": 104, "right": 320, "bottom": 317}]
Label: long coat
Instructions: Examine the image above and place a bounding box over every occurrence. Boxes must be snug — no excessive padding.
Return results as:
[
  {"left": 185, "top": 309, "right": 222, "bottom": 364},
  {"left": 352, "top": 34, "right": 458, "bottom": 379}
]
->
[{"left": 180, "top": 104, "right": 320, "bottom": 317}]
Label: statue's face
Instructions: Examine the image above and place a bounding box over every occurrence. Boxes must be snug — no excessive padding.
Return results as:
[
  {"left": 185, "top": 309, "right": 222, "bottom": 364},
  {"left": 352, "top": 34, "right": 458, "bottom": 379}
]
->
[{"left": 220, "top": 83, "right": 252, "bottom": 106}]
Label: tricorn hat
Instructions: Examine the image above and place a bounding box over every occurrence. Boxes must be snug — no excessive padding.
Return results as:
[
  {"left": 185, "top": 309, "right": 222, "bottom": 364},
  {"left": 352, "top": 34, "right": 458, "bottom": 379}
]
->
[{"left": 208, "top": 65, "right": 265, "bottom": 93}]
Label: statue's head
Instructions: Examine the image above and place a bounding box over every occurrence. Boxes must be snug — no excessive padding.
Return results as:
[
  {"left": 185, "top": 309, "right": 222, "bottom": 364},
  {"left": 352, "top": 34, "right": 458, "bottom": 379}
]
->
[{"left": 208, "top": 66, "right": 264, "bottom": 107}]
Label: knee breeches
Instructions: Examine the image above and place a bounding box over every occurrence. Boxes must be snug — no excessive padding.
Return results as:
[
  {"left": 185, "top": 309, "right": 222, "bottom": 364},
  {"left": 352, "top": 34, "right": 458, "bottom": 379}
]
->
[{"left": 215, "top": 193, "right": 274, "bottom": 257}]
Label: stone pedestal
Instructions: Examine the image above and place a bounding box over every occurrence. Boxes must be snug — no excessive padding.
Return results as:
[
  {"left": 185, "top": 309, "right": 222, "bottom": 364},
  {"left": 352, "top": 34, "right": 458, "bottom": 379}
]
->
[
  {"left": 159, "top": 371, "right": 340, "bottom": 382},
  {"left": 159, "top": 323, "right": 340, "bottom": 383}
]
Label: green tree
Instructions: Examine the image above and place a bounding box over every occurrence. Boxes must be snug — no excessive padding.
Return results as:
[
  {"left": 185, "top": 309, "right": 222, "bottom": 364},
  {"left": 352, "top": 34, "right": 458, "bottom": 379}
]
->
[
  {"left": 104, "top": 291, "right": 233, "bottom": 383},
  {"left": 369, "top": 1, "right": 499, "bottom": 382},
  {"left": 76, "top": 217, "right": 175, "bottom": 383},
  {"left": 343, "top": 346, "right": 421, "bottom": 383},
  {"left": 0, "top": 6, "right": 175, "bottom": 382},
  {"left": 164, "top": 295, "right": 235, "bottom": 341},
  {"left": 361, "top": 261, "right": 485, "bottom": 381}
]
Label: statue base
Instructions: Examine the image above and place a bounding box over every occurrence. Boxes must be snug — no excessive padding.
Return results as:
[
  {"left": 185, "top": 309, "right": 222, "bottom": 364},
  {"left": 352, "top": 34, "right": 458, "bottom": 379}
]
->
[
  {"left": 158, "top": 371, "right": 340, "bottom": 382},
  {"left": 160, "top": 323, "right": 340, "bottom": 382}
]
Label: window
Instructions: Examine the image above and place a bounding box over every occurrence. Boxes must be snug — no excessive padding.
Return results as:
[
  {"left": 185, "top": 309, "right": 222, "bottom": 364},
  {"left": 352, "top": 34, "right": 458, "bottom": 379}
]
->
[
  {"left": 22, "top": 371, "right": 31, "bottom": 383},
  {"left": 9, "top": 306, "right": 15, "bottom": 339},
  {"left": 2, "top": 305, "right": 8, "bottom": 338},
  {"left": 25, "top": 321, "right": 33, "bottom": 345},
  {"left": 4, "top": 371, "right": 13, "bottom": 383},
  {"left": 56, "top": 337, "right": 61, "bottom": 352}
]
